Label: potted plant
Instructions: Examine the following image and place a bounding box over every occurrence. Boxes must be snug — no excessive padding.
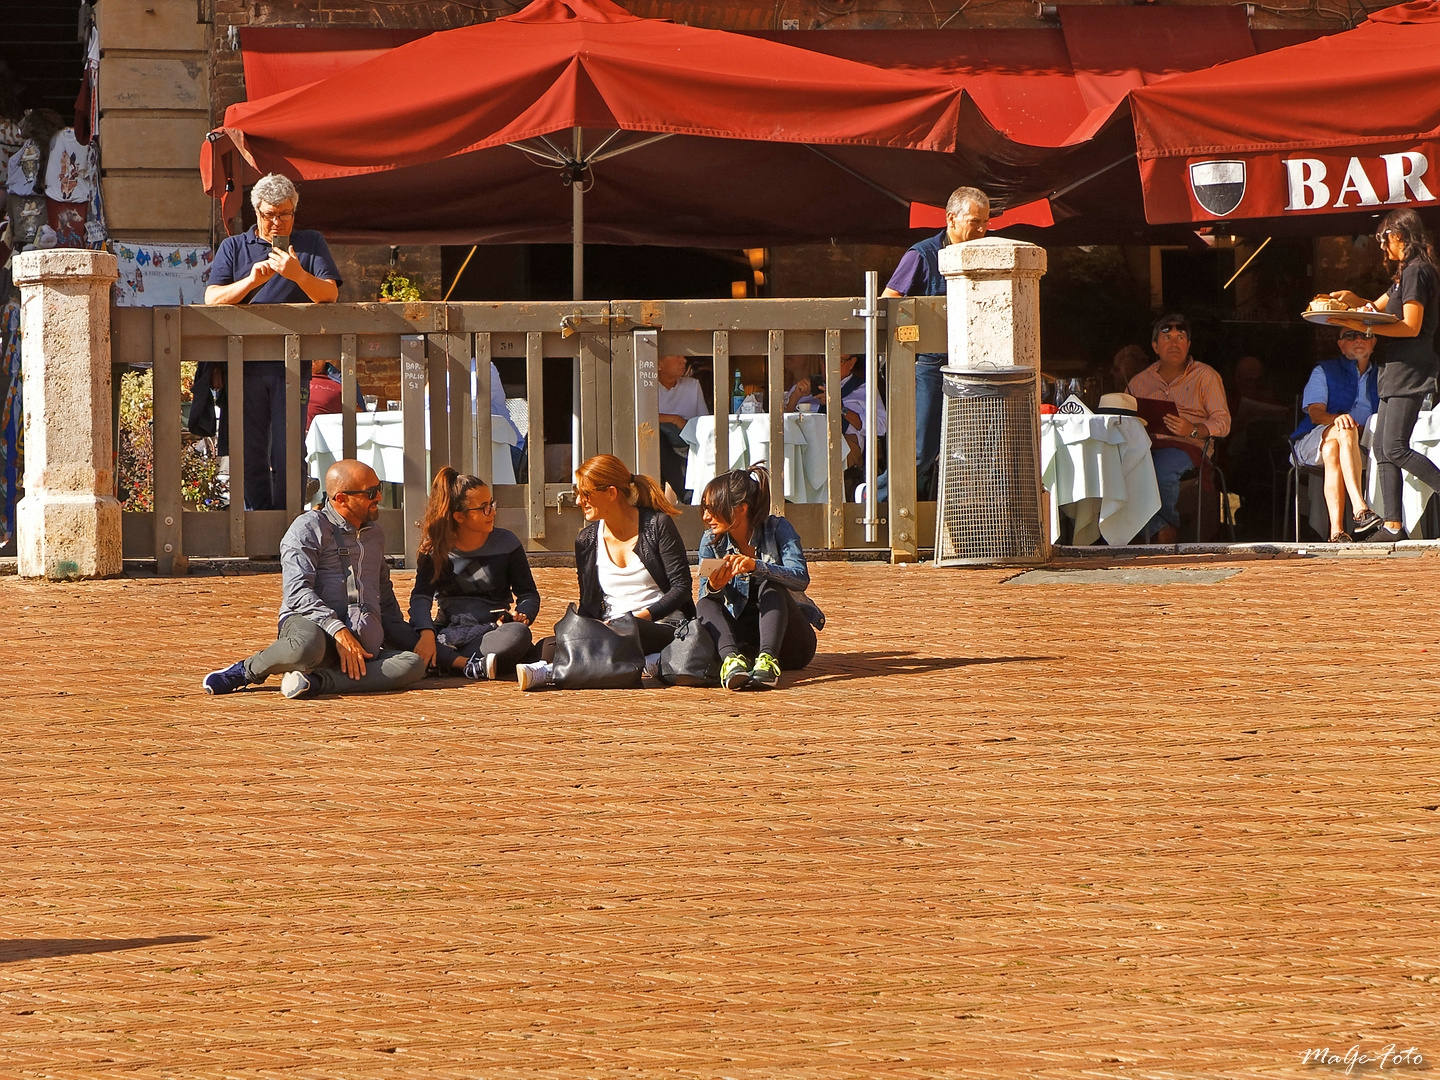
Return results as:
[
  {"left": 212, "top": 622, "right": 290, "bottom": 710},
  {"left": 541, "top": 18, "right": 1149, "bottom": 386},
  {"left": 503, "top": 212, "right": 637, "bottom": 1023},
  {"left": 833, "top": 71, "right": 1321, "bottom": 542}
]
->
[{"left": 378, "top": 270, "right": 423, "bottom": 302}]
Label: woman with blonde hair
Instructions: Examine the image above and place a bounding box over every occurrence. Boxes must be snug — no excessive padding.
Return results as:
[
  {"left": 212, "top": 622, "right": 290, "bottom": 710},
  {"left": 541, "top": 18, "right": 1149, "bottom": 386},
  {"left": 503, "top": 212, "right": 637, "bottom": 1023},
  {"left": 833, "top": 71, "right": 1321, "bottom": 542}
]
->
[
  {"left": 407, "top": 466, "right": 543, "bottom": 680},
  {"left": 516, "top": 454, "right": 693, "bottom": 690}
]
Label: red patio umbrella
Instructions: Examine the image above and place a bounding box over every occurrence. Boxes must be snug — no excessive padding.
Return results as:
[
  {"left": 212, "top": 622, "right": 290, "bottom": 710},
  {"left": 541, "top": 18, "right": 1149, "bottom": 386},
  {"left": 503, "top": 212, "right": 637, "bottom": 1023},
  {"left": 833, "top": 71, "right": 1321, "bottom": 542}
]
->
[
  {"left": 1131, "top": 1, "right": 1440, "bottom": 227},
  {"left": 202, "top": 0, "right": 993, "bottom": 297}
]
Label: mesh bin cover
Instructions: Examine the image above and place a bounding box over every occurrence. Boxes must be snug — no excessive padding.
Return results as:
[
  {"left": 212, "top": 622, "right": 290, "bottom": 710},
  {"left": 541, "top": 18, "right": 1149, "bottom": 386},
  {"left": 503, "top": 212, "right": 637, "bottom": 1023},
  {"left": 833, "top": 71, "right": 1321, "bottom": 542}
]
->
[{"left": 934, "top": 368, "right": 1044, "bottom": 566}]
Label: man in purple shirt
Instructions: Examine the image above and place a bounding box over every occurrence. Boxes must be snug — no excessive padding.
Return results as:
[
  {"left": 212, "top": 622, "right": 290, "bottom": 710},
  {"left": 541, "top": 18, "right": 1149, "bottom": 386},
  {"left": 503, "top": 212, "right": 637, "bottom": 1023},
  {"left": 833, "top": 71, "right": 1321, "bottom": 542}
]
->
[
  {"left": 204, "top": 173, "right": 341, "bottom": 511},
  {"left": 876, "top": 185, "right": 989, "bottom": 502}
]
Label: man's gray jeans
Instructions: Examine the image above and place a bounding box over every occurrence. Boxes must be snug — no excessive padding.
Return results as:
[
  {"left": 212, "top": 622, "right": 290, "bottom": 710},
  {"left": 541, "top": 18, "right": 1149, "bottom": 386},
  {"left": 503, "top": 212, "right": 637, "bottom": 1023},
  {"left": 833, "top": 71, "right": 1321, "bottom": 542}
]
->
[{"left": 244, "top": 616, "right": 426, "bottom": 695}]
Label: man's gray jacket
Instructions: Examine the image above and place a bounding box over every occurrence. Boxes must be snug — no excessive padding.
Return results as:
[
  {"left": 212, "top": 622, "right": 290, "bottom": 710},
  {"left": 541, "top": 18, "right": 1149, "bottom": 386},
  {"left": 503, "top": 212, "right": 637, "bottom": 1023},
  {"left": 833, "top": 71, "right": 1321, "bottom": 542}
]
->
[{"left": 277, "top": 503, "right": 409, "bottom": 655}]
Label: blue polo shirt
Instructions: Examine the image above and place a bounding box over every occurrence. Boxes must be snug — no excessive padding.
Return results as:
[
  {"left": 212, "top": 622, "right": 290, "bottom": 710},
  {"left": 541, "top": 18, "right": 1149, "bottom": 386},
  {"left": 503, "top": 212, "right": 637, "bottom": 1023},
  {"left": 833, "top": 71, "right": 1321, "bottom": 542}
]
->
[
  {"left": 209, "top": 227, "right": 342, "bottom": 305},
  {"left": 209, "top": 227, "right": 342, "bottom": 380}
]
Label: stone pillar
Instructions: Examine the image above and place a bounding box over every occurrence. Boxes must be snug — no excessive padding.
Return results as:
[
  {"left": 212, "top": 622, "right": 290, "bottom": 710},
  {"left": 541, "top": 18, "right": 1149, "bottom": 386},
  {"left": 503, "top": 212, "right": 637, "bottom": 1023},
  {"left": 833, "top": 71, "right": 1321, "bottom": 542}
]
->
[
  {"left": 12, "top": 249, "right": 122, "bottom": 580},
  {"left": 932, "top": 237, "right": 1049, "bottom": 566},
  {"left": 939, "top": 237, "right": 1046, "bottom": 370}
]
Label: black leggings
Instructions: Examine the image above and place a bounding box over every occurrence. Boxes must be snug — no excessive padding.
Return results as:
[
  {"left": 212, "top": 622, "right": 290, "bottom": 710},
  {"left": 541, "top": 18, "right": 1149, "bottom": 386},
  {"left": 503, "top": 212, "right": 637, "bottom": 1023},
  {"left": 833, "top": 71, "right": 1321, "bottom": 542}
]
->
[
  {"left": 696, "top": 579, "right": 816, "bottom": 670},
  {"left": 1375, "top": 393, "right": 1440, "bottom": 525},
  {"left": 394, "top": 619, "right": 548, "bottom": 677}
]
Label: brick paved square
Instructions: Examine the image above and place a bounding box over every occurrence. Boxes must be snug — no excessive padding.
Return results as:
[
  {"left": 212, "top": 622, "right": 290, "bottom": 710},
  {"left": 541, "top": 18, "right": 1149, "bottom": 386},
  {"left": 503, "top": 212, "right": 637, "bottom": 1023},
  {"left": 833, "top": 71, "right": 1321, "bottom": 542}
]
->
[{"left": 2, "top": 557, "right": 1438, "bottom": 1078}]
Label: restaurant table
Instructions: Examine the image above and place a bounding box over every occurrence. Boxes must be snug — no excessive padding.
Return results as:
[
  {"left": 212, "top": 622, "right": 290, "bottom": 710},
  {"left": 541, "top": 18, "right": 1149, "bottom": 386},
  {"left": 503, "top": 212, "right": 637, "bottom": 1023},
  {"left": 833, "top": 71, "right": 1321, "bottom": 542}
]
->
[
  {"left": 679, "top": 411, "right": 830, "bottom": 503},
  {"left": 1363, "top": 407, "right": 1440, "bottom": 537},
  {"left": 1040, "top": 412, "right": 1160, "bottom": 546},
  {"left": 307, "top": 410, "right": 521, "bottom": 490}
]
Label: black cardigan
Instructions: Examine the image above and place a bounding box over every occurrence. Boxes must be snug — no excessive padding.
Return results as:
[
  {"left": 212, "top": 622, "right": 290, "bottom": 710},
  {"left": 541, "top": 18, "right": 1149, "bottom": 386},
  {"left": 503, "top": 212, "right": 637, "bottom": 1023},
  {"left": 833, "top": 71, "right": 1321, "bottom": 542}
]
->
[{"left": 575, "top": 509, "right": 695, "bottom": 622}]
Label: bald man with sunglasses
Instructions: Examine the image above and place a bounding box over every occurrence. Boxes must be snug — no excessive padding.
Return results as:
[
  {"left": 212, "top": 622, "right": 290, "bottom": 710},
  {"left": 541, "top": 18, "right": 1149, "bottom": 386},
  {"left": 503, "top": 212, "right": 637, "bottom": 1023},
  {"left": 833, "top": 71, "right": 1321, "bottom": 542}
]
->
[{"left": 202, "top": 460, "right": 426, "bottom": 699}]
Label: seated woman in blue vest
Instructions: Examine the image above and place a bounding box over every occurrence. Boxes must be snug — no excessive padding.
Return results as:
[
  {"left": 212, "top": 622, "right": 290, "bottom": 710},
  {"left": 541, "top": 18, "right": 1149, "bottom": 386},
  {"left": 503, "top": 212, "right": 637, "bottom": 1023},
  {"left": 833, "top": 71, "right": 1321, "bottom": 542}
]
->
[
  {"left": 696, "top": 464, "right": 824, "bottom": 691},
  {"left": 1292, "top": 328, "right": 1383, "bottom": 542}
]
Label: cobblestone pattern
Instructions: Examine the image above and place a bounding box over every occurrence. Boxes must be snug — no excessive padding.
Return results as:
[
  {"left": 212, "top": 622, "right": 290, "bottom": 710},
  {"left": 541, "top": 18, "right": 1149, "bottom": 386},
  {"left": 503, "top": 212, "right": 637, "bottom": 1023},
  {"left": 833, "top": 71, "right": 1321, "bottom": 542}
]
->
[{"left": 3, "top": 557, "right": 1439, "bottom": 1077}]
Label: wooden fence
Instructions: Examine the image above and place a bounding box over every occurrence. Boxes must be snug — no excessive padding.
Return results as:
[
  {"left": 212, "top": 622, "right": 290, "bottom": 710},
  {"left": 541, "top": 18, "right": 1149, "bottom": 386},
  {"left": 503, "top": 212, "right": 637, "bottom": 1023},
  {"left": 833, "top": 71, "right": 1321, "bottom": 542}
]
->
[{"left": 110, "top": 296, "right": 947, "bottom": 572}]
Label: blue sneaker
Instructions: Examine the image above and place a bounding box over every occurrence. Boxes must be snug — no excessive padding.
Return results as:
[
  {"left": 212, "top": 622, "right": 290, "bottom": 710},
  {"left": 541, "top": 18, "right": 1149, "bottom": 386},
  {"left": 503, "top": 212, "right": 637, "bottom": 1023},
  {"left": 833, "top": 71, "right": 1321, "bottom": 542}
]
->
[{"left": 203, "top": 661, "right": 250, "bottom": 695}]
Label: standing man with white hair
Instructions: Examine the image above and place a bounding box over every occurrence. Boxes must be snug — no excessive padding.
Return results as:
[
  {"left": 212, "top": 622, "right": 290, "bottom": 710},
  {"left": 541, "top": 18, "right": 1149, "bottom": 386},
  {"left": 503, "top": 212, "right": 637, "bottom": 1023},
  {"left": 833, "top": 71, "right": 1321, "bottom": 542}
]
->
[
  {"left": 876, "top": 185, "right": 989, "bottom": 503},
  {"left": 204, "top": 173, "right": 342, "bottom": 511}
]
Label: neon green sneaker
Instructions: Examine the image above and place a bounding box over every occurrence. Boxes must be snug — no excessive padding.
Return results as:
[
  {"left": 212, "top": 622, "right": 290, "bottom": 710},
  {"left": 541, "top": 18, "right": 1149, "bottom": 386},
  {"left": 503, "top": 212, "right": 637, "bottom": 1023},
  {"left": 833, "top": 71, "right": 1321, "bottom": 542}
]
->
[
  {"left": 749, "top": 652, "right": 781, "bottom": 689},
  {"left": 721, "top": 653, "right": 751, "bottom": 691}
]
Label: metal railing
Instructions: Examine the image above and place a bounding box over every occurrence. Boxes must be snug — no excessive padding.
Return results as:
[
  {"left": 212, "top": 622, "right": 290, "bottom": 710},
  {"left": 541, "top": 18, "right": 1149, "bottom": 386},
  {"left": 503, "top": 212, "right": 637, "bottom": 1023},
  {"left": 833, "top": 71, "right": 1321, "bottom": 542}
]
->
[{"left": 111, "top": 296, "right": 947, "bottom": 572}]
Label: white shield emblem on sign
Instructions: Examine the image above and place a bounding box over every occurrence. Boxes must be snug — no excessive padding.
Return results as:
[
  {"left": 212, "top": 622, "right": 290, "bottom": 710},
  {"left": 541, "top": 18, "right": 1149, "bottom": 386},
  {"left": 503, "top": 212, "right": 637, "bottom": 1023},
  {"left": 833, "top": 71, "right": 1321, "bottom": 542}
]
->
[{"left": 1189, "top": 160, "right": 1246, "bottom": 217}]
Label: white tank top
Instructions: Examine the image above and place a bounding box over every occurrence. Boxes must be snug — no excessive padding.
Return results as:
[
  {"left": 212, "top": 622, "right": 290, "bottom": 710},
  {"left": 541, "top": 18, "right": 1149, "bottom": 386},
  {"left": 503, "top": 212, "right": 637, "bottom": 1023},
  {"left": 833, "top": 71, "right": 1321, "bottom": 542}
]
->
[{"left": 595, "top": 521, "right": 662, "bottom": 619}]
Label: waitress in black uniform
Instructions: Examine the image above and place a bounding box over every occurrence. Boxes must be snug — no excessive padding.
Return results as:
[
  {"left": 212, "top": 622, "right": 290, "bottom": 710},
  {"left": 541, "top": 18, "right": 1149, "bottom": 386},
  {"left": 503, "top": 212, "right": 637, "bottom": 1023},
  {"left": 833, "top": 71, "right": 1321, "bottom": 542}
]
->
[{"left": 1331, "top": 208, "right": 1440, "bottom": 541}]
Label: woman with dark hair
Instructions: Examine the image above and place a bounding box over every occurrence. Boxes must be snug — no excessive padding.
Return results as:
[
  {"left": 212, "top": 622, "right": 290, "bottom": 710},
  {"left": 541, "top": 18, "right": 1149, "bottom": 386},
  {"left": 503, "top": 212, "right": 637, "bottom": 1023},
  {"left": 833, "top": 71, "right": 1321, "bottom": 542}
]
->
[
  {"left": 1331, "top": 208, "right": 1440, "bottom": 541},
  {"left": 407, "top": 467, "right": 542, "bottom": 680},
  {"left": 515, "top": 454, "right": 693, "bottom": 690},
  {"left": 695, "top": 465, "right": 823, "bottom": 691}
]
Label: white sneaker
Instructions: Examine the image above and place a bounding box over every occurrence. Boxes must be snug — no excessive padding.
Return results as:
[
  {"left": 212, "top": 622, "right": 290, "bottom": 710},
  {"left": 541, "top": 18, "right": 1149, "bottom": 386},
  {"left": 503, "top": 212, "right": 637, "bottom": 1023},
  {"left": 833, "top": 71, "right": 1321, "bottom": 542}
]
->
[
  {"left": 280, "top": 671, "right": 313, "bottom": 699},
  {"left": 516, "top": 660, "right": 551, "bottom": 691},
  {"left": 485, "top": 652, "right": 499, "bottom": 681}
]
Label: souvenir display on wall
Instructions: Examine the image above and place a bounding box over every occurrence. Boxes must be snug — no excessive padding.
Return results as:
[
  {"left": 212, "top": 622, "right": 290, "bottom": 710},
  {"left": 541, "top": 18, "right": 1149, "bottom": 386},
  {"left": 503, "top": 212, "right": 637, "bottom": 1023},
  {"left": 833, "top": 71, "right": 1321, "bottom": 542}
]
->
[{"left": 114, "top": 243, "right": 215, "bottom": 306}]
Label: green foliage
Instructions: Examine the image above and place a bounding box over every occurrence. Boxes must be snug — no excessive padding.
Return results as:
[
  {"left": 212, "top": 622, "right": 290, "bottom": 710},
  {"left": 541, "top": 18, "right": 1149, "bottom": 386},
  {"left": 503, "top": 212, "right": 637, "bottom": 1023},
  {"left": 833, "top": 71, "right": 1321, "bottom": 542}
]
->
[
  {"left": 378, "top": 270, "right": 424, "bottom": 302},
  {"left": 117, "top": 362, "right": 228, "bottom": 512}
]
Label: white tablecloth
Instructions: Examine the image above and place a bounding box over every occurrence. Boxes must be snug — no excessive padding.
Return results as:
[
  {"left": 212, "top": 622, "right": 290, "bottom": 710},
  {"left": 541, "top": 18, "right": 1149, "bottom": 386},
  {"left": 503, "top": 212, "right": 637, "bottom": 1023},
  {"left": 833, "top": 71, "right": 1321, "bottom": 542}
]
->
[
  {"left": 680, "top": 412, "right": 830, "bottom": 503},
  {"left": 1040, "top": 413, "right": 1160, "bottom": 546},
  {"left": 307, "top": 411, "right": 521, "bottom": 487},
  {"left": 1364, "top": 408, "right": 1440, "bottom": 536}
]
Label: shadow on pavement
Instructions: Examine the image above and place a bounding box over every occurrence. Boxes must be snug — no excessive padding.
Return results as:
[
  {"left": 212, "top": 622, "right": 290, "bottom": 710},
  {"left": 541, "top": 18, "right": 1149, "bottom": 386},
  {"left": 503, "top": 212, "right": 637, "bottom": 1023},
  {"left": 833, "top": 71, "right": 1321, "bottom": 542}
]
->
[
  {"left": 0, "top": 935, "right": 209, "bottom": 964},
  {"left": 792, "top": 651, "right": 1055, "bottom": 685}
]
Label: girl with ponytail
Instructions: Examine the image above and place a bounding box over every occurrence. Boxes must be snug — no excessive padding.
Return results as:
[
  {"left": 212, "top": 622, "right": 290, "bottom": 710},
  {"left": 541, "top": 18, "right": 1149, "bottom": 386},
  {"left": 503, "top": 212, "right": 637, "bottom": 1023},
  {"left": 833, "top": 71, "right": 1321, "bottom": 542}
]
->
[
  {"left": 695, "top": 463, "right": 823, "bottom": 690},
  {"left": 515, "top": 454, "right": 692, "bottom": 690},
  {"left": 406, "top": 466, "right": 545, "bottom": 680}
]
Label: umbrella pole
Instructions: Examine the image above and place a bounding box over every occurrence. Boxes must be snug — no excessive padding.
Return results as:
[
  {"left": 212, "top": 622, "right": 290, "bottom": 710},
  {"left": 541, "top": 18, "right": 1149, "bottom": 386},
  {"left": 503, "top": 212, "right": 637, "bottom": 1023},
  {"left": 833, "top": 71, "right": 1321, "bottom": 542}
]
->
[{"left": 572, "top": 127, "right": 584, "bottom": 302}]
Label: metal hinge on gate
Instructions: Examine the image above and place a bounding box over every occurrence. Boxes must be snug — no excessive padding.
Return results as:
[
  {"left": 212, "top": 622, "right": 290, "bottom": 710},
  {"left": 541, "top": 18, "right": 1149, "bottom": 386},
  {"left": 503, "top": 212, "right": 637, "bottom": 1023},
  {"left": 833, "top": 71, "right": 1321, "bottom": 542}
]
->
[{"left": 559, "top": 312, "right": 634, "bottom": 337}]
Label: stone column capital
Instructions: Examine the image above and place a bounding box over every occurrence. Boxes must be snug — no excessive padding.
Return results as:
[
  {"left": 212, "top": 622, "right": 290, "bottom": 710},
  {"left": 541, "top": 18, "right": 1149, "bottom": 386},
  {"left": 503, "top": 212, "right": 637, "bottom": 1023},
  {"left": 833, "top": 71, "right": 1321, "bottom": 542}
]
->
[
  {"left": 12, "top": 248, "right": 119, "bottom": 288},
  {"left": 939, "top": 237, "right": 1047, "bottom": 278}
]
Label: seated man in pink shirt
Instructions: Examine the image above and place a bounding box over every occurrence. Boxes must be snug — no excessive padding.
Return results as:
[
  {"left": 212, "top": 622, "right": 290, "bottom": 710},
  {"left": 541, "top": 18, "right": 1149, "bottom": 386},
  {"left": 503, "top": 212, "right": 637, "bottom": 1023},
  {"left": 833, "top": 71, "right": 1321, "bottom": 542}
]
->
[{"left": 1126, "top": 312, "right": 1232, "bottom": 544}]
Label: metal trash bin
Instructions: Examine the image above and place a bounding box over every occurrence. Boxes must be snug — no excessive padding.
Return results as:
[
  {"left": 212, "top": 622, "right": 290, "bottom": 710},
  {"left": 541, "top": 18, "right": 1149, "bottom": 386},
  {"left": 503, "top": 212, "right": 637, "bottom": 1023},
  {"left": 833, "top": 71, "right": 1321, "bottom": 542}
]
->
[{"left": 933, "top": 365, "right": 1046, "bottom": 567}]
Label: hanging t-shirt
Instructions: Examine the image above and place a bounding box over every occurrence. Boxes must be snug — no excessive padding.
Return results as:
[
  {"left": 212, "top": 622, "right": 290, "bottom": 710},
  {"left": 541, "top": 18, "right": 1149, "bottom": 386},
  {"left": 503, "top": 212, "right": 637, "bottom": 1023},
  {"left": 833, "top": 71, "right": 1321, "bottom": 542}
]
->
[
  {"left": 44, "top": 129, "right": 95, "bottom": 204},
  {"left": 6, "top": 140, "right": 42, "bottom": 196},
  {"left": 47, "top": 199, "right": 88, "bottom": 247}
]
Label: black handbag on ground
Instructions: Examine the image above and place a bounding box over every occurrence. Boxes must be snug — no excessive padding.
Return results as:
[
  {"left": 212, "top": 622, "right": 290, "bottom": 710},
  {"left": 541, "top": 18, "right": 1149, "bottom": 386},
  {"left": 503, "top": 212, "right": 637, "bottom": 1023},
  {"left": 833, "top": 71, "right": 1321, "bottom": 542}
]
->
[
  {"left": 658, "top": 617, "right": 721, "bottom": 687},
  {"left": 551, "top": 604, "right": 645, "bottom": 689}
]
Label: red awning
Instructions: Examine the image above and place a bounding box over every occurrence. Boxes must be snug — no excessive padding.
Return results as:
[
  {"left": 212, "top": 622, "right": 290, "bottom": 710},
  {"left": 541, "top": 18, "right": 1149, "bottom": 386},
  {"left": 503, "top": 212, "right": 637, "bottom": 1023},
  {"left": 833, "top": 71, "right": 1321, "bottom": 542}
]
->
[
  {"left": 202, "top": 0, "right": 988, "bottom": 246},
  {"left": 1131, "top": 1, "right": 1440, "bottom": 225},
  {"left": 208, "top": 0, "right": 1349, "bottom": 246},
  {"left": 239, "top": 28, "right": 432, "bottom": 100}
]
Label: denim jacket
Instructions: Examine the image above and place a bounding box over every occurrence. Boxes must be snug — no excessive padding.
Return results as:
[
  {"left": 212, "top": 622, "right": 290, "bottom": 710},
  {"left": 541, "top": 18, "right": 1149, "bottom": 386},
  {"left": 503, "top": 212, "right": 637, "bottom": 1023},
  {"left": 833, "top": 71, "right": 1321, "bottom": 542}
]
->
[{"left": 698, "top": 514, "right": 825, "bottom": 630}]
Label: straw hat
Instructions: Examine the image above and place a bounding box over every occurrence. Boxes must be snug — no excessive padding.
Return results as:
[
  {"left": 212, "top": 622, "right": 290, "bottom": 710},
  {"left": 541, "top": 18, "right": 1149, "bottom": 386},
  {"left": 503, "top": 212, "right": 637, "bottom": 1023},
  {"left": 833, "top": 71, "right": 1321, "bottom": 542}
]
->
[{"left": 1097, "top": 392, "right": 1145, "bottom": 424}]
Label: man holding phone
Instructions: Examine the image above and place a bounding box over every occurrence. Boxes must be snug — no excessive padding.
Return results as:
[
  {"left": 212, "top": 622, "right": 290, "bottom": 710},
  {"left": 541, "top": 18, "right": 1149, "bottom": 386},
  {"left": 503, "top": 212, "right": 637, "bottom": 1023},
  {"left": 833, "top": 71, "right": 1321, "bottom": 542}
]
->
[{"left": 204, "top": 173, "right": 341, "bottom": 510}]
